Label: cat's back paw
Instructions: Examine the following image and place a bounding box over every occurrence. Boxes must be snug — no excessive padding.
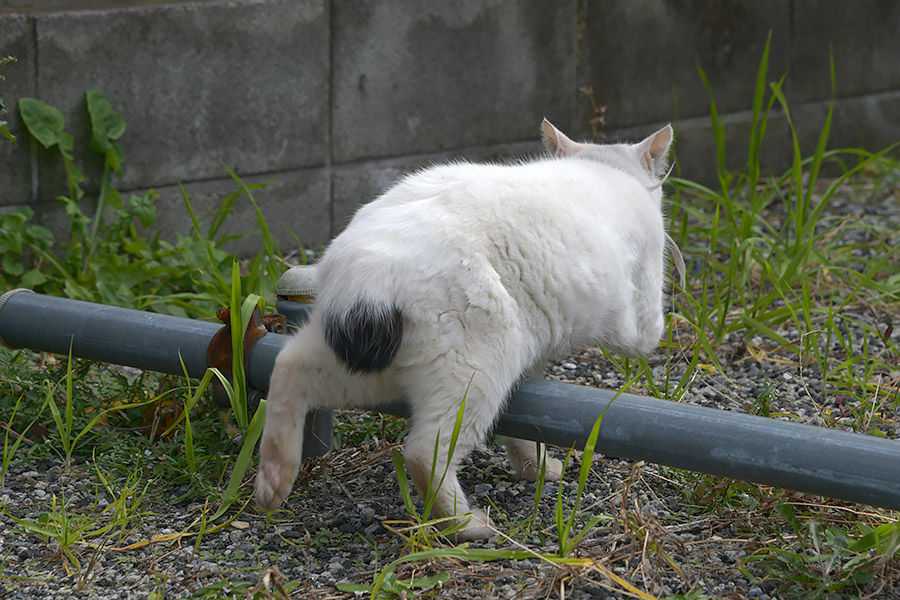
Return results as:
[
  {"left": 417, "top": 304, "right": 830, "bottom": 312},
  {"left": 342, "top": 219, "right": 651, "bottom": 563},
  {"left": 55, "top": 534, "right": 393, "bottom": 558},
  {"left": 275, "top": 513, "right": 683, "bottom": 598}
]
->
[
  {"left": 445, "top": 507, "right": 495, "bottom": 542},
  {"left": 517, "top": 456, "right": 564, "bottom": 482},
  {"left": 542, "top": 456, "right": 565, "bottom": 481}
]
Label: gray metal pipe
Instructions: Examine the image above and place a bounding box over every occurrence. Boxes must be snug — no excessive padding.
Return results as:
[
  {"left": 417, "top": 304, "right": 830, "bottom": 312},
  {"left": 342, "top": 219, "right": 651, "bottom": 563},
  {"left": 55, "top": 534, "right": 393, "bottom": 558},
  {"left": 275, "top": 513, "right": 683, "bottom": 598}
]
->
[
  {"left": 498, "top": 380, "right": 900, "bottom": 511},
  {"left": 0, "top": 289, "right": 328, "bottom": 456},
  {"left": 0, "top": 289, "right": 283, "bottom": 385},
  {"left": 1, "top": 289, "right": 899, "bottom": 510},
  {"left": 0, "top": 289, "right": 220, "bottom": 377}
]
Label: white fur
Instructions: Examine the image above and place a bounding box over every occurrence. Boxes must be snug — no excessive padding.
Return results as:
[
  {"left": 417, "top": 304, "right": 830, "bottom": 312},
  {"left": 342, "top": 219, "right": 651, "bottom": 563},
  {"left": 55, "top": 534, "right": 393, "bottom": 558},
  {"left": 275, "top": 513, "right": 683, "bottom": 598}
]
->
[{"left": 256, "top": 120, "right": 673, "bottom": 540}]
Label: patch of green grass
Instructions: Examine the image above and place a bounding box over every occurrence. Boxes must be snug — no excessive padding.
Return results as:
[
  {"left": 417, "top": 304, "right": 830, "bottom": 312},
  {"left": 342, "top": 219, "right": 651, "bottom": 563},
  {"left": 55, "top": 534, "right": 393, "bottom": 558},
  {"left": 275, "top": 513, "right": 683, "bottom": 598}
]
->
[
  {"left": 584, "top": 35, "right": 899, "bottom": 598},
  {"left": 0, "top": 386, "right": 43, "bottom": 488},
  {"left": 333, "top": 411, "right": 409, "bottom": 448},
  {"left": 311, "top": 526, "right": 350, "bottom": 547},
  {"left": 337, "top": 569, "right": 449, "bottom": 599},
  {"left": 738, "top": 503, "right": 900, "bottom": 599},
  {"left": 553, "top": 402, "right": 616, "bottom": 558},
  {"left": 659, "top": 46, "right": 897, "bottom": 387},
  {"left": 602, "top": 36, "right": 899, "bottom": 438},
  {"left": 4, "top": 467, "right": 149, "bottom": 589}
]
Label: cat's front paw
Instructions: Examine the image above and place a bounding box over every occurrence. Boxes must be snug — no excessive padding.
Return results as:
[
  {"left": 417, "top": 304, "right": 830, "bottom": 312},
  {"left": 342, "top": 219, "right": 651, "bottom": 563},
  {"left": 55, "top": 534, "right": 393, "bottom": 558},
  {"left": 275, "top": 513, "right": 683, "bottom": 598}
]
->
[{"left": 255, "top": 458, "right": 298, "bottom": 511}]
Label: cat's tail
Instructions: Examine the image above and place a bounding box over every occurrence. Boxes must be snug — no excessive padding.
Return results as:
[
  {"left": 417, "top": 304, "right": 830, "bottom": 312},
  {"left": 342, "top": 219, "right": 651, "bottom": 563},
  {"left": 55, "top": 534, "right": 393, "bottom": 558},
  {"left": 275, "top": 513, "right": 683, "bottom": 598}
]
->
[{"left": 321, "top": 300, "right": 404, "bottom": 374}]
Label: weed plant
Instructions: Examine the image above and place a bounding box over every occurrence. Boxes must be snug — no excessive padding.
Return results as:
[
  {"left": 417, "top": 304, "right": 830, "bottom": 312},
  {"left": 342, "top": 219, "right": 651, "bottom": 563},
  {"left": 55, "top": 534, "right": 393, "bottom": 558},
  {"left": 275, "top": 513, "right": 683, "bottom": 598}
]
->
[{"left": 3, "top": 91, "right": 283, "bottom": 318}]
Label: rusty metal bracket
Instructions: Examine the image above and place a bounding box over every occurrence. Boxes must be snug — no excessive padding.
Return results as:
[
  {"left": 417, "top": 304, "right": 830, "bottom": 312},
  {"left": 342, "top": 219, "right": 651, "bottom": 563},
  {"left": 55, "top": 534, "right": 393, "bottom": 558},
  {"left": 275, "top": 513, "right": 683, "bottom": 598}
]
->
[{"left": 206, "top": 306, "right": 286, "bottom": 407}]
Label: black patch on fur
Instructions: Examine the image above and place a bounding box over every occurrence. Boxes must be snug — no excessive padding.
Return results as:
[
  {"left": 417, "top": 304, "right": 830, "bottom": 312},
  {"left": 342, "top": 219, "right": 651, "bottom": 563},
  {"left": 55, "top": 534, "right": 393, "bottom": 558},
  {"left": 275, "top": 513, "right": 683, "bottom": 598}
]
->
[{"left": 323, "top": 301, "right": 403, "bottom": 373}]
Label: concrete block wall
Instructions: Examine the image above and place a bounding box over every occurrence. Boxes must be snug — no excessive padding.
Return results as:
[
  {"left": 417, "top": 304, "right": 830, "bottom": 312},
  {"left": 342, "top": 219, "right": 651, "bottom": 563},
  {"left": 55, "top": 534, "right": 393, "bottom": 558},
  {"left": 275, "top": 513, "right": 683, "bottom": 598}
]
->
[{"left": 1, "top": 0, "right": 898, "bottom": 254}]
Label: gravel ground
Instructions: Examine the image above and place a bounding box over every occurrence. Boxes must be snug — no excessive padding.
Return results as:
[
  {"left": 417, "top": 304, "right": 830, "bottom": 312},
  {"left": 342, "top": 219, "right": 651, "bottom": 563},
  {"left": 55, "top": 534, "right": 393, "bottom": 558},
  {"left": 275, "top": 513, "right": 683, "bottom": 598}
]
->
[{"left": 1, "top": 183, "right": 898, "bottom": 599}]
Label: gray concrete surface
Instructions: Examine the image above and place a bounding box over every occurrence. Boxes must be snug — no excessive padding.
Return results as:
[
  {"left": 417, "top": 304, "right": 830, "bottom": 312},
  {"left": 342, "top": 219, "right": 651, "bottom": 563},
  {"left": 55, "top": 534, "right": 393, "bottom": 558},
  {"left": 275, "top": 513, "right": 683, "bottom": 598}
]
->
[
  {"left": 1, "top": 1, "right": 898, "bottom": 253},
  {"left": 0, "top": 13, "right": 33, "bottom": 207}
]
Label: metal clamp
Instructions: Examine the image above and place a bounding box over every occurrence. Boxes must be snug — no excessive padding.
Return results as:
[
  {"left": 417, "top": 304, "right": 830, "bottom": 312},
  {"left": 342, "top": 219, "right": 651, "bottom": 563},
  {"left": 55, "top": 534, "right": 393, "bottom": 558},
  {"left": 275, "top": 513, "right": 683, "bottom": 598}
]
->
[{"left": 206, "top": 306, "right": 286, "bottom": 407}]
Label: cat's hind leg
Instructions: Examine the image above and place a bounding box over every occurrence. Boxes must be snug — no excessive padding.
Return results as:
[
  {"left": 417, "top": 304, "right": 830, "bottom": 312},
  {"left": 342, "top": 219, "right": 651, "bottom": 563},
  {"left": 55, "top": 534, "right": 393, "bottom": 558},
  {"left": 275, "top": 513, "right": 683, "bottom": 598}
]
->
[
  {"left": 399, "top": 361, "right": 519, "bottom": 541},
  {"left": 255, "top": 319, "right": 395, "bottom": 511}
]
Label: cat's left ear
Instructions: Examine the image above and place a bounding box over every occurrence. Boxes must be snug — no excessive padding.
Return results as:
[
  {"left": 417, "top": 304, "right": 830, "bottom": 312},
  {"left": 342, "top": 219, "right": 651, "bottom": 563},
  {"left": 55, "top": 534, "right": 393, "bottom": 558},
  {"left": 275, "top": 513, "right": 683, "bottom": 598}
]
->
[
  {"left": 635, "top": 124, "right": 674, "bottom": 179},
  {"left": 541, "top": 119, "right": 583, "bottom": 157}
]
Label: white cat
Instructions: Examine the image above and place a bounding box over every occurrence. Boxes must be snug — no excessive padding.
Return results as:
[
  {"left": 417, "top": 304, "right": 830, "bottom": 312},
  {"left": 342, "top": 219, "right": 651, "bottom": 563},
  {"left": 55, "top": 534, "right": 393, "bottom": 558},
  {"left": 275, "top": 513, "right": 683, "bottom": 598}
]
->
[{"left": 256, "top": 119, "right": 673, "bottom": 540}]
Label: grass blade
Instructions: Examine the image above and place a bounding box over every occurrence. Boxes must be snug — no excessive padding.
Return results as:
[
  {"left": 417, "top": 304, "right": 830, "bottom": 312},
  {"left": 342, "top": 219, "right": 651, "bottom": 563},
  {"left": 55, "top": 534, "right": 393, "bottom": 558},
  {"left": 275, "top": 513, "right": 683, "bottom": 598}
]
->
[
  {"left": 210, "top": 399, "right": 267, "bottom": 523},
  {"left": 746, "top": 31, "right": 772, "bottom": 199},
  {"left": 229, "top": 260, "right": 248, "bottom": 428}
]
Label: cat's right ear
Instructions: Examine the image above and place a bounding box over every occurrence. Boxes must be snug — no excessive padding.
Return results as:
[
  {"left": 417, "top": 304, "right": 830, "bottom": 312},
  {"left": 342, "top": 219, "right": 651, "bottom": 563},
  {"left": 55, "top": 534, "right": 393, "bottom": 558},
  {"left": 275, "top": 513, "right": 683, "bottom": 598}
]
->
[
  {"left": 636, "top": 124, "right": 674, "bottom": 179},
  {"left": 541, "top": 119, "right": 582, "bottom": 157}
]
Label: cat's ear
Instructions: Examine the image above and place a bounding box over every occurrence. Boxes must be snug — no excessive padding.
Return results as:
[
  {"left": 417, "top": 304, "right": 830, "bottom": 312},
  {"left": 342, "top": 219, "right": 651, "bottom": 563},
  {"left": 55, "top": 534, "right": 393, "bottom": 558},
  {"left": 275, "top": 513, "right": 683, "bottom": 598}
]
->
[
  {"left": 541, "top": 119, "right": 583, "bottom": 157},
  {"left": 636, "top": 124, "right": 674, "bottom": 179}
]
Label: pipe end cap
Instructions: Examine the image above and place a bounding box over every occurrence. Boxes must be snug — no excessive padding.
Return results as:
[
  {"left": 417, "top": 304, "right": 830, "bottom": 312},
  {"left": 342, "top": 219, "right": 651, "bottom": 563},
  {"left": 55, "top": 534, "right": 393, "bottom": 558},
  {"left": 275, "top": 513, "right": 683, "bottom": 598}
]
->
[
  {"left": 277, "top": 265, "right": 318, "bottom": 301},
  {"left": 0, "top": 288, "right": 35, "bottom": 349}
]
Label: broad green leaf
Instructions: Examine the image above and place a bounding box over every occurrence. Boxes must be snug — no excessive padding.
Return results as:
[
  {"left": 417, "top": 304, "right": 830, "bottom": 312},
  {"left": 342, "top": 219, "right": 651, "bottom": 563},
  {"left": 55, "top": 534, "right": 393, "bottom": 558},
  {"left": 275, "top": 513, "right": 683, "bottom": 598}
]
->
[
  {"left": 86, "top": 90, "right": 125, "bottom": 154},
  {"left": 24, "top": 223, "right": 54, "bottom": 241},
  {"left": 2, "top": 254, "right": 24, "bottom": 275},
  {"left": 105, "top": 186, "right": 123, "bottom": 209},
  {"left": 18, "top": 97, "right": 64, "bottom": 149},
  {"left": 21, "top": 268, "right": 48, "bottom": 288},
  {"left": 129, "top": 192, "right": 158, "bottom": 228},
  {"left": 107, "top": 145, "right": 125, "bottom": 175},
  {"left": 57, "top": 130, "right": 76, "bottom": 159}
]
